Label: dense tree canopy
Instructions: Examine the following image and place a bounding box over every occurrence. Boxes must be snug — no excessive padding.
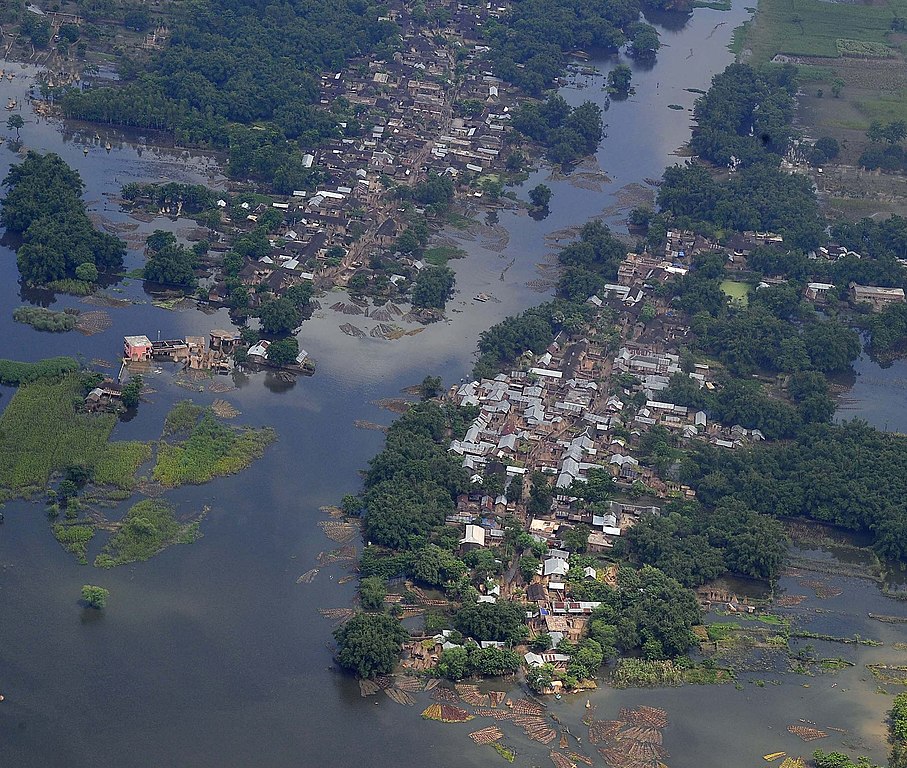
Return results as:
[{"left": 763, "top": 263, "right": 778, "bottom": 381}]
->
[
  {"left": 587, "top": 566, "right": 700, "bottom": 659},
  {"left": 333, "top": 612, "right": 409, "bottom": 678},
  {"left": 59, "top": 0, "right": 400, "bottom": 185},
  {"left": 454, "top": 600, "right": 528, "bottom": 644},
  {"left": 512, "top": 96, "right": 604, "bottom": 164},
  {"left": 143, "top": 231, "right": 198, "bottom": 286},
  {"left": 2, "top": 152, "right": 126, "bottom": 284}
]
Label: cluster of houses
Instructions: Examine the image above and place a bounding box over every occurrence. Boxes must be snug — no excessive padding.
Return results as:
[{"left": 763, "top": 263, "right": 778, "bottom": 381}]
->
[{"left": 203, "top": 2, "right": 521, "bottom": 312}]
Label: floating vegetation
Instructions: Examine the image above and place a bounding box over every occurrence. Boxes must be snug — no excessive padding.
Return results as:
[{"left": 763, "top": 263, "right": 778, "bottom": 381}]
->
[
  {"left": 75, "top": 310, "right": 113, "bottom": 335},
  {"left": 550, "top": 751, "right": 577, "bottom": 768},
  {"left": 787, "top": 725, "right": 828, "bottom": 741},
  {"left": 370, "top": 323, "right": 407, "bottom": 340},
  {"left": 514, "top": 716, "right": 557, "bottom": 744},
  {"left": 371, "top": 398, "right": 411, "bottom": 414},
  {"left": 210, "top": 399, "right": 239, "bottom": 419},
  {"left": 869, "top": 613, "right": 907, "bottom": 624},
  {"left": 319, "top": 505, "right": 345, "bottom": 518},
  {"left": 421, "top": 703, "right": 474, "bottom": 723},
  {"left": 470, "top": 726, "right": 504, "bottom": 744},
  {"left": 94, "top": 499, "right": 202, "bottom": 568},
  {"left": 359, "top": 679, "right": 381, "bottom": 696},
  {"left": 13, "top": 306, "right": 78, "bottom": 332},
  {"left": 790, "top": 631, "right": 882, "bottom": 646},
  {"left": 91, "top": 358, "right": 114, "bottom": 369},
  {"left": 81, "top": 294, "right": 132, "bottom": 308},
  {"left": 384, "top": 687, "right": 416, "bottom": 706},
  {"left": 0, "top": 374, "right": 116, "bottom": 491},
  {"left": 318, "top": 520, "right": 359, "bottom": 543},
  {"left": 337, "top": 574, "right": 357, "bottom": 584},
  {"left": 339, "top": 323, "right": 366, "bottom": 337},
  {"left": 296, "top": 568, "right": 319, "bottom": 584},
  {"left": 510, "top": 698, "right": 546, "bottom": 716},
  {"left": 776, "top": 595, "right": 807, "bottom": 607},
  {"left": 779, "top": 758, "right": 805, "bottom": 768},
  {"left": 799, "top": 579, "right": 843, "bottom": 599},
  {"left": 588, "top": 720, "right": 624, "bottom": 744},
  {"left": 569, "top": 752, "right": 594, "bottom": 766},
  {"left": 667, "top": 103, "right": 684, "bottom": 110},
  {"left": 353, "top": 420, "right": 388, "bottom": 432},
  {"left": 867, "top": 664, "right": 907, "bottom": 684},
  {"left": 317, "top": 545, "right": 357, "bottom": 565},
  {"left": 331, "top": 301, "right": 365, "bottom": 315},
  {"left": 610, "top": 659, "right": 684, "bottom": 688},
  {"left": 490, "top": 743, "right": 516, "bottom": 762}
]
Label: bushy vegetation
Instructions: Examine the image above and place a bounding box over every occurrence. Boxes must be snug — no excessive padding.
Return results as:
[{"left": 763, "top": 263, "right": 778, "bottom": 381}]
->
[
  {"left": 53, "top": 523, "right": 95, "bottom": 564},
  {"left": 436, "top": 644, "right": 522, "bottom": 680},
  {"left": 95, "top": 499, "right": 200, "bottom": 568},
  {"left": 557, "top": 219, "right": 628, "bottom": 301},
  {"left": 1, "top": 153, "right": 125, "bottom": 284},
  {"left": 13, "top": 307, "right": 77, "bottom": 333},
  {"left": 453, "top": 601, "right": 528, "bottom": 644},
  {"left": 153, "top": 408, "right": 276, "bottom": 486},
  {"left": 892, "top": 692, "right": 907, "bottom": 768},
  {"left": 412, "top": 265, "right": 456, "bottom": 310}
]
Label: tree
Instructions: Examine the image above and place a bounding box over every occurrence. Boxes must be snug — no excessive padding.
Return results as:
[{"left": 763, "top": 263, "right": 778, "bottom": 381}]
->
[
  {"left": 420, "top": 375, "right": 443, "bottom": 399},
  {"left": 81, "top": 584, "right": 109, "bottom": 608},
  {"left": 74, "top": 262, "right": 99, "bottom": 283},
  {"left": 607, "top": 65, "right": 633, "bottom": 95},
  {"left": 333, "top": 612, "right": 409, "bottom": 678},
  {"left": 259, "top": 297, "right": 300, "bottom": 334},
  {"left": 412, "top": 266, "right": 455, "bottom": 310},
  {"left": 454, "top": 600, "right": 527, "bottom": 643},
  {"left": 121, "top": 375, "right": 143, "bottom": 409},
  {"left": 266, "top": 337, "right": 299, "bottom": 366},
  {"left": 7, "top": 114, "right": 23, "bottom": 139},
  {"left": 528, "top": 184, "right": 552, "bottom": 209},
  {"left": 437, "top": 646, "right": 469, "bottom": 680},
  {"left": 359, "top": 576, "right": 387, "bottom": 610}
]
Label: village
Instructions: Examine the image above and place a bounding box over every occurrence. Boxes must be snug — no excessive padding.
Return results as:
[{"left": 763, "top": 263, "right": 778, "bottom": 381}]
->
[
  {"left": 118, "top": 1, "right": 526, "bottom": 316},
  {"left": 395, "top": 226, "right": 907, "bottom": 689}
]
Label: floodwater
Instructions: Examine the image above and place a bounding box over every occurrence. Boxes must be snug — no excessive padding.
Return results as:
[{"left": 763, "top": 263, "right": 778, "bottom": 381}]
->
[{"left": 0, "top": 2, "right": 896, "bottom": 766}]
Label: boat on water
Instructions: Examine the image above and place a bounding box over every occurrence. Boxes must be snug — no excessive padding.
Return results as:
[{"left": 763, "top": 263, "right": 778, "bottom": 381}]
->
[
  {"left": 474, "top": 292, "right": 491, "bottom": 302},
  {"left": 5, "top": 99, "right": 15, "bottom": 110},
  {"left": 105, "top": 141, "right": 112, "bottom": 152},
  {"left": 764, "top": 753, "right": 786, "bottom": 762}
]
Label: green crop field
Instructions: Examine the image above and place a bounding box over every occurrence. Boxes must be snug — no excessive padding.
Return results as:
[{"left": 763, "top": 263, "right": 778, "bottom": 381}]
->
[{"left": 733, "top": 0, "right": 907, "bottom": 61}]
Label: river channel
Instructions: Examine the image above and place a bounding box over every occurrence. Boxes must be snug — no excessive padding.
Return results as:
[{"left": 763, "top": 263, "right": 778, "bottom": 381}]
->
[{"left": 0, "top": 3, "right": 901, "bottom": 766}]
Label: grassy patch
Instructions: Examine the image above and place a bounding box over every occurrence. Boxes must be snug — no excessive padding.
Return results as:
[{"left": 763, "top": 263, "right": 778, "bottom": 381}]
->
[
  {"left": 719, "top": 279, "right": 751, "bottom": 306},
  {"left": 93, "top": 441, "right": 153, "bottom": 489},
  {"left": 445, "top": 211, "right": 473, "bottom": 230},
  {"left": 423, "top": 245, "right": 466, "bottom": 266},
  {"left": 693, "top": 0, "right": 731, "bottom": 9},
  {"left": 163, "top": 400, "right": 205, "bottom": 436},
  {"left": 52, "top": 523, "right": 95, "bottom": 564},
  {"left": 0, "top": 375, "right": 116, "bottom": 492},
  {"left": 95, "top": 499, "right": 201, "bottom": 568},
  {"left": 153, "top": 408, "right": 275, "bottom": 486},
  {"left": 610, "top": 658, "right": 684, "bottom": 688}
]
